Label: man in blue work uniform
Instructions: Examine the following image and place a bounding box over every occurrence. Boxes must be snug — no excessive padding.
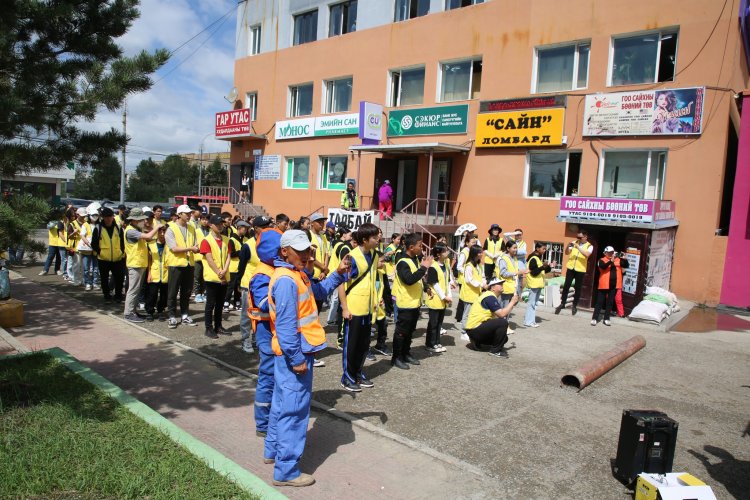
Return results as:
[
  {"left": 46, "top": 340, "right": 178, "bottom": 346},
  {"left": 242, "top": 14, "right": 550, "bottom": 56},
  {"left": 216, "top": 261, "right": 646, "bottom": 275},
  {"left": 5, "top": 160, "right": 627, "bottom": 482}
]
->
[{"left": 265, "top": 229, "right": 351, "bottom": 487}]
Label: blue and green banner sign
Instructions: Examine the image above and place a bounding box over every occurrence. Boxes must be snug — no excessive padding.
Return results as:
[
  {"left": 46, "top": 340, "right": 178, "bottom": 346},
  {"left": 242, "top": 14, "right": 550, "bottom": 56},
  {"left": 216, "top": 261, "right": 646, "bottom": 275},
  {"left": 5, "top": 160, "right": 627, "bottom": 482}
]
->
[{"left": 387, "top": 104, "right": 469, "bottom": 137}]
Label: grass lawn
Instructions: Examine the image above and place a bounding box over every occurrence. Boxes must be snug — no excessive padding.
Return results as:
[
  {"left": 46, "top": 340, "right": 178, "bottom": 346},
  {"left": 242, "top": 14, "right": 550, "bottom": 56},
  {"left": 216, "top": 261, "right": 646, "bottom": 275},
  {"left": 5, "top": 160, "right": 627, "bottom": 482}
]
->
[{"left": 0, "top": 352, "right": 253, "bottom": 499}]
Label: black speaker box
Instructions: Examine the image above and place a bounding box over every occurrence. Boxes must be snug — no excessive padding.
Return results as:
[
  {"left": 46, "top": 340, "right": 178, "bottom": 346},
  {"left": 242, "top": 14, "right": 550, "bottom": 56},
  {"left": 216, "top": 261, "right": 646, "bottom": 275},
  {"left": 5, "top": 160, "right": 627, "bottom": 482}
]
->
[{"left": 613, "top": 409, "right": 679, "bottom": 486}]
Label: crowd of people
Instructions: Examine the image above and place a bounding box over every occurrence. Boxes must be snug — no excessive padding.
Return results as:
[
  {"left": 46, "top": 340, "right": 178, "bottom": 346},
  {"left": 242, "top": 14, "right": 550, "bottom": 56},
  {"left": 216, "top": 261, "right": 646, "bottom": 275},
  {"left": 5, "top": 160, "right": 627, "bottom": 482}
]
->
[{"left": 36, "top": 204, "right": 630, "bottom": 487}]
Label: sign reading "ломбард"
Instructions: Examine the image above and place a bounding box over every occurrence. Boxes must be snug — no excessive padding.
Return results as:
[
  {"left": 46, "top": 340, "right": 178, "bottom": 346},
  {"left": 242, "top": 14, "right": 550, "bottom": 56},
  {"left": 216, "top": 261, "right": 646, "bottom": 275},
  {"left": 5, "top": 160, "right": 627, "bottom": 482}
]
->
[{"left": 475, "top": 108, "right": 565, "bottom": 147}]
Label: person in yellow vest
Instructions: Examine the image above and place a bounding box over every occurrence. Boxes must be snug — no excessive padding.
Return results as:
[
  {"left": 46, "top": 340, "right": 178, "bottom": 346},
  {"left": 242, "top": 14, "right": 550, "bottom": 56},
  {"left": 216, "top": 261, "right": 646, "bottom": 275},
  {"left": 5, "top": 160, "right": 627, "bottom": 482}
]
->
[
  {"left": 555, "top": 229, "right": 593, "bottom": 316},
  {"left": 123, "top": 208, "right": 159, "bottom": 323},
  {"left": 115, "top": 204, "right": 127, "bottom": 227},
  {"left": 152, "top": 205, "right": 164, "bottom": 228},
  {"left": 337, "top": 223, "right": 380, "bottom": 392},
  {"left": 425, "top": 243, "right": 453, "bottom": 353},
  {"left": 459, "top": 244, "right": 485, "bottom": 340},
  {"left": 274, "top": 213, "right": 290, "bottom": 232},
  {"left": 524, "top": 242, "right": 556, "bottom": 328},
  {"left": 40, "top": 208, "right": 66, "bottom": 276},
  {"left": 496, "top": 240, "right": 528, "bottom": 334},
  {"left": 72, "top": 207, "right": 91, "bottom": 288},
  {"left": 192, "top": 212, "right": 210, "bottom": 303},
  {"left": 465, "top": 277, "right": 519, "bottom": 358},
  {"left": 224, "top": 220, "right": 250, "bottom": 312},
  {"left": 200, "top": 214, "right": 234, "bottom": 339},
  {"left": 264, "top": 229, "right": 350, "bottom": 487},
  {"left": 145, "top": 226, "right": 170, "bottom": 321},
  {"left": 91, "top": 207, "right": 125, "bottom": 302},
  {"left": 454, "top": 233, "right": 478, "bottom": 323},
  {"left": 62, "top": 207, "right": 76, "bottom": 281},
  {"left": 482, "top": 224, "right": 502, "bottom": 281},
  {"left": 165, "top": 204, "right": 199, "bottom": 329},
  {"left": 325, "top": 225, "right": 353, "bottom": 330},
  {"left": 372, "top": 238, "right": 391, "bottom": 356},
  {"left": 391, "top": 233, "right": 433, "bottom": 370},
  {"left": 340, "top": 180, "right": 359, "bottom": 211},
  {"left": 308, "top": 212, "right": 330, "bottom": 280},
  {"left": 381, "top": 232, "right": 400, "bottom": 319}
]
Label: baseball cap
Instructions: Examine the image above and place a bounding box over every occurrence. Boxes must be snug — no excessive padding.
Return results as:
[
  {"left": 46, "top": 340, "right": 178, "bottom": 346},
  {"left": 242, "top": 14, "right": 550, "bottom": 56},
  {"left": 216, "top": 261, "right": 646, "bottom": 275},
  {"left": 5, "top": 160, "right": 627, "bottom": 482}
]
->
[
  {"left": 326, "top": 221, "right": 336, "bottom": 229},
  {"left": 604, "top": 246, "right": 615, "bottom": 253},
  {"left": 76, "top": 207, "right": 87, "bottom": 217},
  {"left": 256, "top": 228, "right": 282, "bottom": 264},
  {"left": 310, "top": 212, "right": 327, "bottom": 222},
  {"left": 236, "top": 220, "right": 251, "bottom": 228},
  {"left": 488, "top": 277, "right": 504, "bottom": 287},
  {"left": 280, "top": 229, "right": 311, "bottom": 251},
  {"left": 127, "top": 207, "right": 148, "bottom": 220},
  {"left": 383, "top": 179, "right": 390, "bottom": 184},
  {"left": 86, "top": 206, "right": 99, "bottom": 216},
  {"left": 176, "top": 204, "right": 192, "bottom": 215},
  {"left": 117, "top": 204, "right": 127, "bottom": 210},
  {"left": 101, "top": 207, "right": 114, "bottom": 217},
  {"left": 209, "top": 215, "right": 224, "bottom": 226},
  {"left": 142, "top": 206, "right": 153, "bottom": 216},
  {"left": 253, "top": 215, "right": 272, "bottom": 228}
]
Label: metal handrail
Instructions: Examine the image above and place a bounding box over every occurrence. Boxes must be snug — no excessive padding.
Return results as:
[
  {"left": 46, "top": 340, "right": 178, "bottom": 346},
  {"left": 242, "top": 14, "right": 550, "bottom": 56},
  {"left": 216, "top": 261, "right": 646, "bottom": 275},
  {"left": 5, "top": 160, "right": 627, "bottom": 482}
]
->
[{"left": 400, "top": 197, "right": 462, "bottom": 226}]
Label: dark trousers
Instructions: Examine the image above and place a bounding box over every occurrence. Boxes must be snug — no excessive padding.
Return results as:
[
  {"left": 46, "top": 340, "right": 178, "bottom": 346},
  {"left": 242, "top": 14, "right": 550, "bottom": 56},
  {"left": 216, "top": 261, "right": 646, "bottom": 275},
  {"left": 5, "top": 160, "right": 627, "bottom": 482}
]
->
[
  {"left": 484, "top": 263, "right": 496, "bottom": 281},
  {"left": 98, "top": 259, "right": 125, "bottom": 299},
  {"left": 560, "top": 269, "right": 585, "bottom": 308},
  {"left": 193, "top": 261, "right": 205, "bottom": 295},
  {"left": 375, "top": 317, "right": 388, "bottom": 346},
  {"left": 592, "top": 289, "right": 615, "bottom": 322},
  {"left": 146, "top": 282, "right": 168, "bottom": 314},
  {"left": 204, "top": 281, "right": 227, "bottom": 329},
  {"left": 342, "top": 315, "right": 371, "bottom": 383},
  {"left": 167, "top": 266, "right": 194, "bottom": 318},
  {"left": 454, "top": 287, "right": 465, "bottom": 320},
  {"left": 393, "top": 307, "right": 420, "bottom": 361},
  {"left": 224, "top": 272, "right": 239, "bottom": 305},
  {"left": 467, "top": 318, "right": 509, "bottom": 353},
  {"left": 382, "top": 279, "right": 393, "bottom": 316},
  {"left": 426, "top": 308, "right": 446, "bottom": 347}
]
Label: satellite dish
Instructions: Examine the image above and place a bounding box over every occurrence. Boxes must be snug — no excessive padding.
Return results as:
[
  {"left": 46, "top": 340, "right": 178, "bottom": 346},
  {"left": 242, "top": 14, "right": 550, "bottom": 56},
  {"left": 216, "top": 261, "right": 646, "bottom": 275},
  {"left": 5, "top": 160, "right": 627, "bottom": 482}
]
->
[{"left": 225, "top": 87, "right": 238, "bottom": 103}]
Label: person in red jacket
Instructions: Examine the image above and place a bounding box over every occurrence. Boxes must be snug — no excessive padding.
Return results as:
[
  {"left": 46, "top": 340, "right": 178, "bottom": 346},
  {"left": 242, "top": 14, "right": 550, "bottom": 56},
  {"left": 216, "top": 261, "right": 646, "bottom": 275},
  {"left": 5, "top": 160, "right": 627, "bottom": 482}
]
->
[{"left": 591, "top": 246, "right": 629, "bottom": 326}]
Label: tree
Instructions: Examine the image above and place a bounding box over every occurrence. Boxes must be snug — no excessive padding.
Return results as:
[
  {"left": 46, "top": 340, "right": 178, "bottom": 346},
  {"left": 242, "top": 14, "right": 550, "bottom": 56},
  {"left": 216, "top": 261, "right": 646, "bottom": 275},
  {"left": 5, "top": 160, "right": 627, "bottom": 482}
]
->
[
  {"left": 0, "top": 0, "right": 170, "bottom": 178},
  {"left": 126, "top": 158, "right": 162, "bottom": 201},
  {"left": 73, "top": 155, "right": 122, "bottom": 200},
  {"left": 0, "top": 195, "right": 50, "bottom": 258},
  {"left": 126, "top": 155, "right": 198, "bottom": 202},
  {"left": 202, "top": 158, "right": 227, "bottom": 187}
]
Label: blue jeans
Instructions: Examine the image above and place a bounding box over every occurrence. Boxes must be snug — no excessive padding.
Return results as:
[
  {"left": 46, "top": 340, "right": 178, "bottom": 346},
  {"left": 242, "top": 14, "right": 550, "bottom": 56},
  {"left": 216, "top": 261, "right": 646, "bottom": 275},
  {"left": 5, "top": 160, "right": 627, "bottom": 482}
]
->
[
  {"left": 82, "top": 253, "right": 94, "bottom": 286},
  {"left": 8, "top": 245, "right": 24, "bottom": 264},
  {"left": 43, "top": 246, "right": 66, "bottom": 273},
  {"left": 240, "top": 289, "right": 251, "bottom": 341},
  {"left": 524, "top": 288, "right": 542, "bottom": 326}
]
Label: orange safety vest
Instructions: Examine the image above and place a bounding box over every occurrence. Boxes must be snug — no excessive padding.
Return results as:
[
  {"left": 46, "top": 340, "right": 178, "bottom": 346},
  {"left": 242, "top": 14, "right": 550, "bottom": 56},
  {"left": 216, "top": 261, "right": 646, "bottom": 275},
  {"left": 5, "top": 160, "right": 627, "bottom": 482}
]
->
[
  {"left": 597, "top": 257, "right": 624, "bottom": 290},
  {"left": 268, "top": 267, "right": 326, "bottom": 356},
  {"left": 247, "top": 262, "right": 274, "bottom": 332}
]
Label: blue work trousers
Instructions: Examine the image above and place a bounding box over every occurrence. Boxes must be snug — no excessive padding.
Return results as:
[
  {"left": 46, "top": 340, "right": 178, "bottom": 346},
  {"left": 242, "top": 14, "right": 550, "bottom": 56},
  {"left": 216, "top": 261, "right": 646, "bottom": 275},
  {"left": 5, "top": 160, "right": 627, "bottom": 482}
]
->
[{"left": 254, "top": 321, "right": 274, "bottom": 433}]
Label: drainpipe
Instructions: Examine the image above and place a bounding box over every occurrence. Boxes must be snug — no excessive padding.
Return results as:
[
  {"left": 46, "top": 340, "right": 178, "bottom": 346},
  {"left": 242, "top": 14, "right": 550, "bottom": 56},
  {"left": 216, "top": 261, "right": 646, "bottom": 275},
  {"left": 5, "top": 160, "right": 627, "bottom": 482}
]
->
[{"left": 426, "top": 149, "right": 434, "bottom": 222}]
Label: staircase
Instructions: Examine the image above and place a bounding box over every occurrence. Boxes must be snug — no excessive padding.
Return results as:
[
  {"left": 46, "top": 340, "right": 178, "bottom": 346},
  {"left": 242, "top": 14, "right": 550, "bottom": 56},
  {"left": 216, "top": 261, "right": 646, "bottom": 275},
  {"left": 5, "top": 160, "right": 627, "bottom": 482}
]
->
[{"left": 234, "top": 202, "right": 269, "bottom": 219}]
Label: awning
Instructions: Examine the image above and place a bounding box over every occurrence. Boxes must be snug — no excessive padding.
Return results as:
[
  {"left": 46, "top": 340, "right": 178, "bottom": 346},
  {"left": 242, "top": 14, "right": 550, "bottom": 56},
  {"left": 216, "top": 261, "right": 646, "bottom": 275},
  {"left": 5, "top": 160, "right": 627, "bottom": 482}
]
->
[
  {"left": 349, "top": 142, "right": 472, "bottom": 155},
  {"left": 556, "top": 216, "right": 679, "bottom": 230},
  {"left": 217, "top": 133, "right": 267, "bottom": 141}
]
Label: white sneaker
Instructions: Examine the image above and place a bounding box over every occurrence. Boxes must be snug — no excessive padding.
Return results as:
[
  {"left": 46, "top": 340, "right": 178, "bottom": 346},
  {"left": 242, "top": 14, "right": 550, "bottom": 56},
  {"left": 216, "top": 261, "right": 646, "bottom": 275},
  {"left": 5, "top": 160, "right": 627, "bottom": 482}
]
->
[
  {"left": 440, "top": 328, "right": 447, "bottom": 335},
  {"left": 85, "top": 284, "right": 92, "bottom": 291},
  {"left": 138, "top": 302, "right": 145, "bottom": 310},
  {"left": 38, "top": 271, "right": 48, "bottom": 276},
  {"left": 591, "top": 320, "right": 597, "bottom": 326},
  {"left": 56, "top": 270, "right": 63, "bottom": 276},
  {"left": 507, "top": 327, "right": 516, "bottom": 335},
  {"left": 313, "top": 358, "right": 325, "bottom": 367},
  {"left": 460, "top": 332, "right": 470, "bottom": 342},
  {"left": 241, "top": 338, "right": 255, "bottom": 354},
  {"left": 436, "top": 344, "right": 447, "bottom": 352},
  {"left": 603, "top": 320, "right": 611, "bottom": 326}
]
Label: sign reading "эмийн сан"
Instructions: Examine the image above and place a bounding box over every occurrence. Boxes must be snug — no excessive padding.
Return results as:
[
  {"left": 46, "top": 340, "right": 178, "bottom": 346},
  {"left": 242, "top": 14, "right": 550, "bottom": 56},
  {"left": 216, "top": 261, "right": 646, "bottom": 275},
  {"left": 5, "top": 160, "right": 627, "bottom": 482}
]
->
[{"left": 275, "top": 114, "right": 359, "bottom": 140}]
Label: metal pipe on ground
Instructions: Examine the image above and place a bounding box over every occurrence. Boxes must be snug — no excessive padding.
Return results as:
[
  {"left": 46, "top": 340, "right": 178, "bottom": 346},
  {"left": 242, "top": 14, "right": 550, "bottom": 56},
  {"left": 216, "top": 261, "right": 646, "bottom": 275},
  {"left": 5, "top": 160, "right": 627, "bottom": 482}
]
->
[{"left": 561, "top": 335, "right": 646, "bottom": 391}]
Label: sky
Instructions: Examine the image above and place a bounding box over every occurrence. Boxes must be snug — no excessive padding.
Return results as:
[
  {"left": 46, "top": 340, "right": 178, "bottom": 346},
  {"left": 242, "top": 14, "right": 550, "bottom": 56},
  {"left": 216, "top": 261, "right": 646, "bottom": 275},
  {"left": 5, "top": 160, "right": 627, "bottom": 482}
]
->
[{"left": 88, "top": 0, "right": 238, "bottom": 170}]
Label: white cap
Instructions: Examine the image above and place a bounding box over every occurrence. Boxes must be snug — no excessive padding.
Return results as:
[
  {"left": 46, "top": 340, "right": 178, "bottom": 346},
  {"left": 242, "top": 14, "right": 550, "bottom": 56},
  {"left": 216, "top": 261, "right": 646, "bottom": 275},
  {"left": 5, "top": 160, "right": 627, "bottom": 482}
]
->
[
  {"left": 87, "top": 201, "right": 101, "bottom": 212},
  {"left": 280, "top": 229, "right": 311, "bottom": 251},
  {"left": 76, "top": 207, "right": 88, "bottom": 217},
  {"left": 86, "top": 206, "right": 99, "bottom": 216},
  {"left": 176, "top": 204, "right": 192, "bottom": 215},
  {"left": 604, "top": 246, "right": 615, "bottom": 253},
  {"left": 142, "top": 206, "right": 153, "bottom": 215},
  {"left": 488, "top": 277, "right": 504, "bottom": 287}
]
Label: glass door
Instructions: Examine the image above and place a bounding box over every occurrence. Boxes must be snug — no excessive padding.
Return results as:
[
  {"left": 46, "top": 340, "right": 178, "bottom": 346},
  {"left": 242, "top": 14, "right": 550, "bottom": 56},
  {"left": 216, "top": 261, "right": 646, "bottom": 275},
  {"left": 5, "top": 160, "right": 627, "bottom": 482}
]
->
[{"left": 429, "top": 159, "right": 451, "bottom": 216}]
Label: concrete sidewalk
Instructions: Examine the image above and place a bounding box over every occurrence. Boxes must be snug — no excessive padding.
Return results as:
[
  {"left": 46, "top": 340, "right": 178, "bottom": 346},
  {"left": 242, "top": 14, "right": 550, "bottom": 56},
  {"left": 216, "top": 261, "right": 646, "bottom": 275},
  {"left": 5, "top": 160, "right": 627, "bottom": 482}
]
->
[{"left": 6, "top": 274, "right": 500, "bottom": 499}]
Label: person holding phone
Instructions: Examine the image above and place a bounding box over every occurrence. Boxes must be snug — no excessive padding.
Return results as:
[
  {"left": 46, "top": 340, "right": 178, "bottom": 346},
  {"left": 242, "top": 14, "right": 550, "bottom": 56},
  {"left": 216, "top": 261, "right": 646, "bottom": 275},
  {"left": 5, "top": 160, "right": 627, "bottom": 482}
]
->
[{"left": 555, "top": 229, "right": 593, "bottom": 316}]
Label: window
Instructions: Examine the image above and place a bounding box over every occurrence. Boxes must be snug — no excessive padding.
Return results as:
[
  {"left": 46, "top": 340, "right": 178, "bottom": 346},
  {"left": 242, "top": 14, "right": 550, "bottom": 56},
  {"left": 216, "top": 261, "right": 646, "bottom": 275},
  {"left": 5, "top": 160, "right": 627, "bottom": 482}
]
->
[
  {"left": 610, "top": 29, "right": 678, "bottom": 86},
  {"left": 389, "top": 66, "right": 425, "bottom": 106},
  {"left": 245, "top": 92, "right": 257, "bottom": 121},
  {"left": 526, "top": 152, "right": 582, "bottom": 198},
  {"left": 599, "top": 151, "right": 667, "bottom": 199},
  {"left": 324, "top": 77, "right": 352, "bottom": 113},
  {"left": 534, "top": 42, "right": 589, "bottom": 93},
  {"left": 537, "top": 241, "right": 564, "bottom": 273},
  {"left": 446, "top": 0, "right": 484, "bottom": 9},
  {"left": 329, "top": 1, "right": 357, "bottom": 36},
  {"left": 320, "top": 156, "right": 347, "bottom": 190},
  {"left": 439, "top": 59, "right": 482, "bottom": 102},
  {"left": 248, "top": 24, "right": 261, "bottom": 55},
  {"left": 293, "top": 9, "right": 318, "bottom": 46},
  {"left": 284, "top": 157, "right": 309, "bottom": 189},
  {"left": 289, "top": 83, "right": 313, "bottom": 117},
  {"left": 394, "top": 0, "right": 429, "bottom": 21}
]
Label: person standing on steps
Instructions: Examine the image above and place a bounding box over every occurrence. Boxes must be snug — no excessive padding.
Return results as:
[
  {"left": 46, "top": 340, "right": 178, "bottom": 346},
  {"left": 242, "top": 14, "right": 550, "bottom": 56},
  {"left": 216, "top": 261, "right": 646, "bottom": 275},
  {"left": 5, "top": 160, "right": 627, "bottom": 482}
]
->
[
  {"left": 378, "top": 179, "right": 393, "bottom": 219},
  {"left": 556, "top": 229, "right": 593, "bottom": 316}
]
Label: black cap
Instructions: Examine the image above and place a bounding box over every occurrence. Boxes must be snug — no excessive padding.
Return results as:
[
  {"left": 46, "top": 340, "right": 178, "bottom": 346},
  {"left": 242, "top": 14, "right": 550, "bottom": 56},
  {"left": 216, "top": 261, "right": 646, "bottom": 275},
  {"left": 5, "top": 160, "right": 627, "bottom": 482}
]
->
[
  {"left": 253, "top": 215, "right": 272, "bottom": 228},
  {"left": 101, "top": 207, "right": 114, "bottom": 217},
  {"left": 209, "top": 215, "right": 224, "bottom": 226},
  {"left": 117, "top": 204, "right": 126, "bottom": 210}
]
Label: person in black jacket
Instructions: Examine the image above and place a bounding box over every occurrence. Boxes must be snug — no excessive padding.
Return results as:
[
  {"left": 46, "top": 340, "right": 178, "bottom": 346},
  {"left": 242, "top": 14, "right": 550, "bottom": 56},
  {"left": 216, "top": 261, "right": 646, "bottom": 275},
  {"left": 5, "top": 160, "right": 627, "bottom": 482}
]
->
[{"left": 91, "top": 207, "right": 126, "bottom": 302}]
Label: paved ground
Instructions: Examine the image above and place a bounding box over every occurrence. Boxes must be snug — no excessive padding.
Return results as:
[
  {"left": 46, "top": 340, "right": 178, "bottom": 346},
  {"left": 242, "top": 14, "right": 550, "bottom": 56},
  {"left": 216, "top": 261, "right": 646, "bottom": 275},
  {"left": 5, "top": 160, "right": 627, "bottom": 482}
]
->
[{"left": 8, "top": 262, "right": 750, "bottom": 499}]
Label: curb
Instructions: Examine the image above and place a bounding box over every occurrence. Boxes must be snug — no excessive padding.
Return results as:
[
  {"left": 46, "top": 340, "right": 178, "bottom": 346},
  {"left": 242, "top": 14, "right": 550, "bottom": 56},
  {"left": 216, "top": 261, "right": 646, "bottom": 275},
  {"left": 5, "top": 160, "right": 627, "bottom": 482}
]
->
[
  {"left": 0, "top": 347, "right": 286, "bottom": 500},
  {"left": 0, "top": 325, "right": 31, "bottom": 354}
]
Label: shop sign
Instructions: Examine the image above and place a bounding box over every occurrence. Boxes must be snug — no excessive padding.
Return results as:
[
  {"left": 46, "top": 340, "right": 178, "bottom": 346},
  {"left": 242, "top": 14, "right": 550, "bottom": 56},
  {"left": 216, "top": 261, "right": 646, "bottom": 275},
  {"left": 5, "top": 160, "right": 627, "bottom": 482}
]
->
[
  {"left": 558, "top": 196, "right": 676, "bottom": 223},
  {"left": 387, "top": 105, "right": 469, "bottom": 137},
  {"left": 476, "top": 108, "right": 565, "bottom": 148},
  {"left": 622, "top": 247, "right": 642, "bottom": 295},
  {"left": 327, "top": 208, "right": 375, "bottom": 230},
  {"left": 275, "top": 114, "right": 359, "bottom": 140},
  {"left": 215, "top": 109, "right": 251, "bottom": 139},
  {"left": 253, "top": 155, "right": 281, "bottom": 181},
  {"left": 583, "top": 87, "right": 705, "bottom": 136},
  {"left": 479, "top": 95, "right": 567, "bottom": 113},
  {"left": 359, "top": 101, "right": 383, "bottom": 143}
]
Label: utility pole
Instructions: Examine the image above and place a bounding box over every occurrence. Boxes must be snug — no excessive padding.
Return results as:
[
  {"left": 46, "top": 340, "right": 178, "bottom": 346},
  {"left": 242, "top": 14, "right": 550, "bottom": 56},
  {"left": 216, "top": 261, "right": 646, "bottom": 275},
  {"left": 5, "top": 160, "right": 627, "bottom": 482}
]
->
[
  {"left": 198, "top": 142, "right": 203, "bottom": 195},
  {"left": 120, "top": 107, "right": 126, "bottom": 204}
]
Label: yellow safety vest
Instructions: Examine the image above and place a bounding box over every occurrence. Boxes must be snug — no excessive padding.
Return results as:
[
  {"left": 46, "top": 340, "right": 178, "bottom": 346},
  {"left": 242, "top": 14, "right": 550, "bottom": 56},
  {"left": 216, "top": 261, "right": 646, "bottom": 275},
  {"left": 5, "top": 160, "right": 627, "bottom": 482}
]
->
[
  {"left": 459, "top": 263, "right": 482, "bottom": 303},
  {"left": 484, "top": 238, "right": 501, "bottom": 264},
  {"left": 383, "top": 244, "right": 397, "bottom": 278},
  {"left": 194, "top": 227, "right": 209, "bottom": 262},
  {"left": 228, "top": 236, "right": 241, "bottom": 274},
  {"left": 393, "top": 257, "right": 423, "bottom": 309},
  {"left": 248, "top": 262, "right": 274, "bottom": 329},
  {"left": 114, "top": 215, "right": 123, "bottom": 227},
  {"left": 466, "top": 291, "right": 498, "bottom": 330},
  {"left": 567, "top": 242, "right": 592, "bottom": 273},
  {"left": 499, "top": 253, "right": 519, "bottom": 295},
  {"left": 311, "top": 232, "right": 329, "bottom": 279},
  {"left": 526, "top": 254, "right": 545, "bottom": 289},
  {"left": 240, "top": 237, "right": 259, "bottom": 288},
  {"left": 67, "top": 220, "right": 81, "bottom": 252},
  {"left": 47, "top": 222, "right": 61, "bottom": 247},
  {"left": 166, "top": 221, "right": 196, "bottom": 267},
  {"left": 148, "top": 241, "right": 169, "bottom": 284},
  {"left": 202, "top": 235, "right": 228, "bottom": 283},
  {"left": 98, "top": 225, "right": 124, "bottom": 262},
  {"left": 426, "top": 261, "right": 450, "bottom": 310},
  {"left": 456, "top": 247, "right": 470, "bottom": 285},
  {"left": 124, "top": 227, "right": 148, "bottom": 268},
  {"left": 346, "top": 247, "right": 378, "bottom": 319},
  {"left": 327, "top": 241, "right": 345, "bottom": 274},
  {"left": 375, "top": 269, "right": 386, "bottom": 321}
]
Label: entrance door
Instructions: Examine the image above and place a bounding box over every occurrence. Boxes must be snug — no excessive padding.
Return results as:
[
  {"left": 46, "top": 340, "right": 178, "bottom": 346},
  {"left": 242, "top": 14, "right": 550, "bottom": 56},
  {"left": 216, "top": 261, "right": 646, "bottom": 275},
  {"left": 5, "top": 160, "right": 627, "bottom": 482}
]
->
[
  {"left": 241, "top": 162, "right": 253, "bottom": 203},
  {"left": 374, "top": 158, "right": 398, "bottom": 210},
  {"left": 621, "top": 231, "right": 650, "bottom": 313},
  {"left": 429, "top": 159, "right": 451, "bottom": 215},
  {"left": 396, "top": 158, "right": 417, "bottom": 211}
]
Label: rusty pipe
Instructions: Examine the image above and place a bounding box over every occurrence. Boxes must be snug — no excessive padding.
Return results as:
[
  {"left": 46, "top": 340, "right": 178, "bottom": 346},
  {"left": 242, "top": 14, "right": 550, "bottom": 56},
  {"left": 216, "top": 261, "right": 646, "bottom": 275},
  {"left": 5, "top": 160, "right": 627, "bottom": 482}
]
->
[{"left": 561, "top": 335, "right": 646, "bottom": 391}]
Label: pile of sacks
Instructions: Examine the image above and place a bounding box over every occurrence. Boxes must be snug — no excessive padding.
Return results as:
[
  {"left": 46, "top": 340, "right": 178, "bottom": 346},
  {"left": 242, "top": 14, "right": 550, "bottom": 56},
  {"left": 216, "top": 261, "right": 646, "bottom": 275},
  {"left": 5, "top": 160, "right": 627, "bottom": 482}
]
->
[{"left": 628, "top": 286, "right": 681, "bottom": 324}]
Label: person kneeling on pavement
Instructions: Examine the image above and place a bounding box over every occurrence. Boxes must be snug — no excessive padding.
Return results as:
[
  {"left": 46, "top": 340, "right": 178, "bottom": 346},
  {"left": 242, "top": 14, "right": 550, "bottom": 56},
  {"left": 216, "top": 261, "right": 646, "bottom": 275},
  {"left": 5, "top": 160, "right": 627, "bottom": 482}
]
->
[{"left": 465, "top": 277, "right": 519, "bottom": 358}]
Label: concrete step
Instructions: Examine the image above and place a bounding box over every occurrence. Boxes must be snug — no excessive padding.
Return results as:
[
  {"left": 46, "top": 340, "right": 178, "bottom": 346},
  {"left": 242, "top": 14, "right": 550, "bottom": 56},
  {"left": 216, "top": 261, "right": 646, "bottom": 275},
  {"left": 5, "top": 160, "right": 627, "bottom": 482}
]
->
[{"left": 233, "top": 203, "right": 268, "bottom": 219}]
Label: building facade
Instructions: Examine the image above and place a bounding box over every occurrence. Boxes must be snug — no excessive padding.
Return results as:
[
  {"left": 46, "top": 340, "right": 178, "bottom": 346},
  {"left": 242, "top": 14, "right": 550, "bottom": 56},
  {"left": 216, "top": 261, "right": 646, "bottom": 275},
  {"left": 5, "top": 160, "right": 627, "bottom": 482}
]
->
[{"left": 220, "top": 0, "right": 748, "bottom": 307}]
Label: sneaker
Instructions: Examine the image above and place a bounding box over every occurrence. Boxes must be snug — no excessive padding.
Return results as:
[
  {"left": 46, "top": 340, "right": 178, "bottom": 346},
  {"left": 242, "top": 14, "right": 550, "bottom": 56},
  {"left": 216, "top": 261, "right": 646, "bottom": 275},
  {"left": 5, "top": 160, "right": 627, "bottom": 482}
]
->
[
  {"left": 272, "top": 472, "right": 316, "bottom": 487},
  {"left": 181, "top": 316, "right": 197, "bottom": 327},
  {"left": 38, "top": 270, "right": 48, "bottom": 276},
  {"left": 358, "top": 376, "right": 374, "bottom": 388},
  {"left": 489, "top": 350, "right": 509, "bottom": 358},
  {"left": 590, "top": 320, "right": 597, "bottom": 326},
  {"left": 194, "top": 294, "right": 205, "bottom": 303},
  {"left": 571, "top": 305, "right": 578, "bottom": 316},
  {"left": 223, "top": 305, "right": 230, "bottom": 313},
  {"left": 365, "top": 351, "right": 376, "bottom": 361},
  {"left": 145, "top": 313, "right": 155, "bottom": 322},
  {"left": 425, "top": 345, "right": 441, "bottom": 354},
  {"left": 524, "top": 323, "right": 540, "bottom": 328},
  {"left": 215, "top": 326, "right": 231, "bottom": 336},
  {"left": 56, "top": 270, "right": 63, "bottom": 276},
  {"left": 168, "top": 317, "right": 179, "bottom": 329},
  {"left": 93, "top": 284, "right": 101, "bottom": 290},
  {"left": 460, "top": 332, "right": 470, "bottom": 342},
  {"left": 507, "top": 326, "right": 516, "bottom": 335},
  {"left": 204, "top": 327, "right": 218, "bottom": 339},
  {"left": 603, "top": 320, "right": 611, "bottom": 326},
  {"left": 85, "top": 284, "right": 92, "bottom": 291},
  {"left": 436, "top": 344, "right": 447, "bottom": 353},
  {"left": 242, "top": 338, "right": 255, "bottom": 353},
  {"left": 313, "top": 358, "right": 325, "bottom": 368},
  {"left": 372, "top": 344, "right": 391, "bottom": 356},
  {"left": 440, "top": 328, "right": 447, "bottom": 335},
  {"left": 124, "top": 313, "right": 144, "bottom": 323},
  {"left": 340, "top": 379, "right": 362, "bottom": 393},
  {"left": 138, "top": 302, "right": 145, "bottom": 310}
]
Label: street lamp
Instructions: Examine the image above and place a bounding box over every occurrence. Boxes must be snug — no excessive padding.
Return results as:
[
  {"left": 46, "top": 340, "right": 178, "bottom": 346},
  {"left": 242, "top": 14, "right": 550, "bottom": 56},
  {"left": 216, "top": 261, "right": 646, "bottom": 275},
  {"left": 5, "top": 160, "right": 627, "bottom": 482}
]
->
[{"left": 198, "top": 132, "right": 213, "bottom": 196}]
